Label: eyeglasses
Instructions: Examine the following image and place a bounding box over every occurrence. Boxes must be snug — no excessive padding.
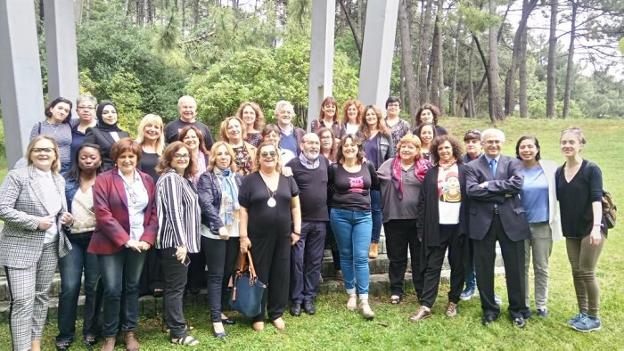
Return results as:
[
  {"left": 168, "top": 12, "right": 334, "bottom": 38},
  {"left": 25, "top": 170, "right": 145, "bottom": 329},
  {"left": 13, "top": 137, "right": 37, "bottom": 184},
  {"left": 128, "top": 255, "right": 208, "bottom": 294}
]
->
[
  {"left": 32, "top": 147, "right": 54, "bottom": 153},
  {"left": 77, "top": 106, "right": 95, "bottom": 110},
  {"left": 484, "top": 140, "right": 502, "bottom": 145},
  {"left": 174, "top": 153, "right": 190, "bottom": 159},
  {"left": 260, "top": 151, "right": 277, "bottom": 158}
]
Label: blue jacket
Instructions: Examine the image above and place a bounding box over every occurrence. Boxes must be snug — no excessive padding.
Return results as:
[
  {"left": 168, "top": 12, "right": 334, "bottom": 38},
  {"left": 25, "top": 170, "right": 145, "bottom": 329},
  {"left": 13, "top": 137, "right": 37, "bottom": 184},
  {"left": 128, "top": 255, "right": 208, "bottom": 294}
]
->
[
  {"left": 196, "top": 171, "right": 243, "bottom": 233},
  {"left": 64, "top": 176, "right": 80, "bottom": 213}
]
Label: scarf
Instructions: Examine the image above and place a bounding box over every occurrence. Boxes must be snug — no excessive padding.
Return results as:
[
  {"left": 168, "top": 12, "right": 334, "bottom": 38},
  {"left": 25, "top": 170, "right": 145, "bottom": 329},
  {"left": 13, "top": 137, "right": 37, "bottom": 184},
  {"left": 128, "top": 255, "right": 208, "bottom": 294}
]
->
[
  {"left": 298, "top": 152, "right": 320, "bottom": 170},
  {"left": 391, "top": 156, "right": 432, "bottom": 200},
  {"left": 95, "top": 103, "right": 123, "bottom": 133},
  {"left": 214, "top": 168, "right": 240, "bottom": 226}
]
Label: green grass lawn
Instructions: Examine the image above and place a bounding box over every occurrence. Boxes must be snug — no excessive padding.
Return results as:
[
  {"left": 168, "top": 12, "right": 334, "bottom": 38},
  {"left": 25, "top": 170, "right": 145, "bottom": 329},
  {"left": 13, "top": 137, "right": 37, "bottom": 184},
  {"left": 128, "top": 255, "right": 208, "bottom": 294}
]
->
[{"left": 0, "top": 117, "right": 622, "bottom": 350}]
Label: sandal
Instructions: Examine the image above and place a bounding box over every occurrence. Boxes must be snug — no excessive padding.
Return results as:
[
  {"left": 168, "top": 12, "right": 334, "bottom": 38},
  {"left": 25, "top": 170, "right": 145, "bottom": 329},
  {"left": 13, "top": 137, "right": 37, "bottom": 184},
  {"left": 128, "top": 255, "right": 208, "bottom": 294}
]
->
[
  {"left": 171, "top": 335, "right": 200, "bottom": 346},
  {"left": 390, "top": 295, "right": 401, "bottom": 305}
]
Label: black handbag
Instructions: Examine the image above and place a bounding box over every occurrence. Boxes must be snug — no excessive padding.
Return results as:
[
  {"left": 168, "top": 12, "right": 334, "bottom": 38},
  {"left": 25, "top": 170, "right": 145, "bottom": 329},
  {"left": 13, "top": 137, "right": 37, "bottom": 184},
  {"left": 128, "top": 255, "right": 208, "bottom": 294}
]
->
[{"left": 228, "top": 251, "right": 267, "bottom": 318}]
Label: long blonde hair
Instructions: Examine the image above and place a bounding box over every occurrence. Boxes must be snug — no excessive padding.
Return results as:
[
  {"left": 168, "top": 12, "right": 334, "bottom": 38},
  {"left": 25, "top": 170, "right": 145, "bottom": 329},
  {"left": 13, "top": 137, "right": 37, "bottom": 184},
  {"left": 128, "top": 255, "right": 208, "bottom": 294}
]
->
[{"left": 135, "top": 114, "right": 165, "bottom": 155}]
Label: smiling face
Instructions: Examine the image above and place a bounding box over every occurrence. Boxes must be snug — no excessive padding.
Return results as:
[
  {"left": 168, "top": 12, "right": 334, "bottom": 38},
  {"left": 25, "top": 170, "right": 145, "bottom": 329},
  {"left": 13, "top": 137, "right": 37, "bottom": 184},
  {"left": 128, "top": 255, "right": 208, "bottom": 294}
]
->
[
  {"left": 560, "top": 132, "right": 583, "bottom": 158},
  {"left": 276, "top": 105, "right": 294, "bottom": 126},
  {"left": 482, "top": 134, "right": 503, "bottom": 158},
  {"left": 116, "top": 151, "right": 137, "bottom": 175},
  {"left": 77, "top": 102, "right": 95, "bottom": 124},
  {"left": 465, "top": 138, "right": 482, "bottom": 158},
  {"left": 386, "top": 101, "right": 400, "bottom": 118},
  {"left": 101, "top": 105, "right": 118, "bottom": 126},
  {"left": 78, "top": 146, "right": 101, "bottom": 172},
  {"left": 437, "top": 140, "right": 455, "bottom": 163},
  {"left": 419, "top": 109, "right": 434, "bottom": 124},
  {"left": 263, "top": 130, "right": 281, "bottom": 147},
  {"left": 258, "top": 144, "right": 278, "bottom": 170},
  {"left": 226, "top": 118, "right": 242, "bottom": 142},
  {"left": 301, "top": 134, "right": 320, "bottom": 160},
  {"left": 399, "top": 142, "right": 419, "bottom": 162},
  {"left": 319, "top": 131, "right": 333, "bottom": 151},
  {"left": 29, "top": 139, "right": 57, "bottom": 172},
  {"left": 365, "top": 108, "right": 378, "bottom": 127},
  {"left": 341, "top": 137, "right": 359, "bottom": 161},
  {"left": 142, "top": 122, "right": 162, "bottom": 142},
  {"left": 241, "top": 105, "right": 256, "bottom": 126},
  {"left": 346, "top": 104, "right": 359, "bottom": 123},
  {"left": 518, "top": 138, "right": 538, "bottom": 162},
  {"left": 178, "top": 97, "right": 197, "bottom": 122},
  {"left": 171, "top": 146, "right": 191, "bottom": 174},
  {"left": 322, "top": 103, "right": 336, "bottom": 119},
  {"left": 419, "top": 125, "right": 434, "bottom": 145},
  {"left": 182, "top": 129, "right": 199, "bottom": 151},
  {"left": 49, "top": 102, "right": 71, "bottom": 124},
  {"left": 213, "top": 144, "right": 233, "bottom": 170}
]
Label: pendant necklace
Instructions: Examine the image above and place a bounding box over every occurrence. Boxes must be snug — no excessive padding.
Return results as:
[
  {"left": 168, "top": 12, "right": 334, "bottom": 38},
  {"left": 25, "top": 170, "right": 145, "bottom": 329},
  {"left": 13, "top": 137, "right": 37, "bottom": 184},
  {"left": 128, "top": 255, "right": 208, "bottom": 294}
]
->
[{"left": 260, "top": 171, "right": 277, "bottom": 208}]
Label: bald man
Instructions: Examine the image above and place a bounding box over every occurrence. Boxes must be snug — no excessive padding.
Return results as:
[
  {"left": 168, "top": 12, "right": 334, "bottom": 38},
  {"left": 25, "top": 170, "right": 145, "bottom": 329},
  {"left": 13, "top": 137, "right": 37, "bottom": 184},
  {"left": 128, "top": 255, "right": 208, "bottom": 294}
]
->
[{"left": 164, "top": 95, "right": 214, "bottom": 149}]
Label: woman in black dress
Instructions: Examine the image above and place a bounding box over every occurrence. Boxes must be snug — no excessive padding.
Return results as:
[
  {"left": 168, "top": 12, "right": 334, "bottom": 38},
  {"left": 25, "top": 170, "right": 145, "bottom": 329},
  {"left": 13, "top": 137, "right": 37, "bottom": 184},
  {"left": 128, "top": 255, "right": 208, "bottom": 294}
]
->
[
  {"left": 238, "top": 142, "right": 301, "bottom": 331},
  {"left": 84, "top": 101, "right": 130, "bottom": 171}
]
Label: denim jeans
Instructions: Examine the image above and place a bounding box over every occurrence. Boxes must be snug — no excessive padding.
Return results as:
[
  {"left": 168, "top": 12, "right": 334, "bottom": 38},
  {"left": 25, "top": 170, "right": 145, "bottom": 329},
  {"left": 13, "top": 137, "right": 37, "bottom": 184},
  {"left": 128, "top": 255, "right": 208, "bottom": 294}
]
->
[
  {"left": 330, "top": 208, "right": 372, "bottom": 296},
  {"left": 98, "top": 248, "right": 146, "bottom": 337},
  {"left": 370, "top": 190, "right": 383, "bottom": 243},
  {"left": 57, "top": 232, "right": 102, "bottom": 343},
  {"left": 202, "top": 236, "right": 226, "bottom": 323}
]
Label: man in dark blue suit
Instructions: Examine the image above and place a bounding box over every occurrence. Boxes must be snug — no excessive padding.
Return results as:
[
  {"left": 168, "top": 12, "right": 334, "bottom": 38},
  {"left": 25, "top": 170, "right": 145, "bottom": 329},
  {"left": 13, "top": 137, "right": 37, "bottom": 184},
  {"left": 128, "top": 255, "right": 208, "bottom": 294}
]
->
[{"left": 465, "top": 128, "right": 531, "bottom": 328}]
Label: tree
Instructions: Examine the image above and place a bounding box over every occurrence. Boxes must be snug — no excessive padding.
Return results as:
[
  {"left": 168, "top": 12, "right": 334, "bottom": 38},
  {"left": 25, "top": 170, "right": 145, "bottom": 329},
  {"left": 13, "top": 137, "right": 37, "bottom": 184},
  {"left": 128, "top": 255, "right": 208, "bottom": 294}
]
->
[
  {"left": 398, "top": 0, "right": 418, "bottom": 116},
  {"left": 429, "top": 0, "right": 445, "bottom": 109},
  {"left": 546, "top": 0, "right": 558, "bottom": 118},
  {"left": 562, "top": 0, "right": 578, "bottom": 119},
  {"left": 417, "top": 0, "right": 435, "bottom": 109},
  {"left": 487, "top": 0, "right": 503, "bottom": 121}
]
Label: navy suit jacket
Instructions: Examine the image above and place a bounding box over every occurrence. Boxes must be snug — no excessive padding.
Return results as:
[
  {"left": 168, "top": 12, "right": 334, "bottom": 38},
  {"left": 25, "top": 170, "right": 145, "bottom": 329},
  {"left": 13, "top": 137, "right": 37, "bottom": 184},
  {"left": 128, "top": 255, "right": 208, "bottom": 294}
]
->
[{"left": 465, "top": 154, "right": 530, "bottom": 242}]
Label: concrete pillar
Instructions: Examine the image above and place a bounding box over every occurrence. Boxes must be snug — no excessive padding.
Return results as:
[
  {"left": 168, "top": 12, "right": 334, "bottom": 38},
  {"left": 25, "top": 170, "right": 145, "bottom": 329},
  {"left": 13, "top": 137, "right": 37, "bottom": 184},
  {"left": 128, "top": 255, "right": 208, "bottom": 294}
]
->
[
  {"left": 43, "top": 0, "right": 79, "bottom": 103},
  {"left": 0, "top": 1, "right": 45, "bottom": 167},
  {"left": 306, "top": 0, "right": 335, "bottom": 132},
  {"left": 358, "top": 0, "right": 400, "bottom": 108}
]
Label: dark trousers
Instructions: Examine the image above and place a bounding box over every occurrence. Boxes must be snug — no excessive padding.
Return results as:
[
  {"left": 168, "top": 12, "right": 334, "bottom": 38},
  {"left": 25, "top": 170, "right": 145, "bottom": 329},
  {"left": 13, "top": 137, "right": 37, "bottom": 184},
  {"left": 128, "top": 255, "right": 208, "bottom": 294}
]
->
[
  {"left": 463, "top": 238, "right": 477, "bottom": 290},
  {"left": 139, "top": 248, "right": 163, "bottom": 296},
  {"left": 290, "top": 221, "right": 327, "bottom": 304},
  {"left": 250, "top": 233, "right": 291, "bottom": 322},
  {"left": 473, "top": 214, "right": 528, "bottom": 319},
  {"left": 160, "top": 248, "right": 188, "bottom": 338},
  {"left": 202, "top": 236, "right": 225, "bottom": 323},
  {"left": 421, "top": 225, "right": 465, "bottom": 308},
  {"left": 383, "top": 219, "right": 422, "bottom": 297},
  {"left": 220, "top": 237, "right": 240, "bottom": 312},
  {"left": 57, "top": 232, "right": 102, "bottom": 343},
  {"left": 325, "top": 222, "right": 341, "bottom": 271},
  {"left": 186, "top": 252, "right": 206, "bottom": 293}
]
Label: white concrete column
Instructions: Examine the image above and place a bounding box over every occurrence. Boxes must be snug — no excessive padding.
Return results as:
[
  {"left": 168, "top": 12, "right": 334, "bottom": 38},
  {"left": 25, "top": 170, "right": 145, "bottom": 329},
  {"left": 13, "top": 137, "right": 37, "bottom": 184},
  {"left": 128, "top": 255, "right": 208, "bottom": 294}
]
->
[
  {"left": 358, "top": 0, "right": 400, "bottom": 107},
  {"left": 306, "top": 0, "right": 335, "bottom": 132},
  {"left": 0, "top": 1, "right": 45, "bottom": 167},
  {"left": 43, "top": 0, "right": 79, "bottom": 102}
]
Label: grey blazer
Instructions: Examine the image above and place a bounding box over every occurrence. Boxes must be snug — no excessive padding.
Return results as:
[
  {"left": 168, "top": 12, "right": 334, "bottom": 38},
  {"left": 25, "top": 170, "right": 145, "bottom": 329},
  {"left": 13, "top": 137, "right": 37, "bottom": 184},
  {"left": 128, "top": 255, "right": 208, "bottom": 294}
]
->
[{"left": 0, "top": 165, "right": 71, "bottom": 268}]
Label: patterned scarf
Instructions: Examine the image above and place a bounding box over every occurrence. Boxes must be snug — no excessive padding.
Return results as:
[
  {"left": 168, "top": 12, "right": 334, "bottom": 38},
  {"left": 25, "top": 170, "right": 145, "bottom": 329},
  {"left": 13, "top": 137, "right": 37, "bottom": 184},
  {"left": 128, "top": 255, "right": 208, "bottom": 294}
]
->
[
  {"left": 214, "top": 168, "right": 240, "bottom": 226},
  {"left": 298, "top": 152, "right": 320, "bottom": 170},
  {"left": 391, "top": 156, "right": 432, "bottom": 200}
]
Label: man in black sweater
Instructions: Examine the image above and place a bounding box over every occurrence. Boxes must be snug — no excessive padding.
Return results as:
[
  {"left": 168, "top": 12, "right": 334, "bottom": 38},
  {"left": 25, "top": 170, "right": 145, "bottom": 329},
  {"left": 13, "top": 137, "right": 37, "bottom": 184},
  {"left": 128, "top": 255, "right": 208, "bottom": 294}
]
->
[
  {"left": 286, "top": 133, "right": 329, "bottom": 316},
  {"left": 164, "top": 95, "right": 214, "bottom": 149}
]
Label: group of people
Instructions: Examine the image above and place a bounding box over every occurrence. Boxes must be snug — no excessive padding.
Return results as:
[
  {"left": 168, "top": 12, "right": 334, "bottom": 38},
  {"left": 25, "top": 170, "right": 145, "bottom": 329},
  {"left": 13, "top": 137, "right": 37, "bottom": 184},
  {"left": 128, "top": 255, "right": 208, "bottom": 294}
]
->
[{"left": 0, "top": 94, "right": 607, "bottom": 351}]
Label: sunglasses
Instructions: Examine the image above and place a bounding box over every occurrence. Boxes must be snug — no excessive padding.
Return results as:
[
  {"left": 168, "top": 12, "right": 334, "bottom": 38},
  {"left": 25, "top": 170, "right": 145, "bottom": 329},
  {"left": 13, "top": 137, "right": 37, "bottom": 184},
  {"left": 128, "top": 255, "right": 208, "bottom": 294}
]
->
[{"left": 260, "top": 151, "right": 277, "bottom": 158}]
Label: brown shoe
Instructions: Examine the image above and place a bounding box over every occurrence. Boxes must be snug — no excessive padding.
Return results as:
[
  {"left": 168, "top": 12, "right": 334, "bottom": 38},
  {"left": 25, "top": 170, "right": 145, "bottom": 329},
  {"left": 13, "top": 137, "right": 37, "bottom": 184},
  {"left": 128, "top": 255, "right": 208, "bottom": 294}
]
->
[
  {"left": 101, "top": 337, "right": 116, "bottom": 351},
  {"left": 124, "top": 331, "right": 139, "bottom": 351},
  {"left": 409, "top": 306, "right": 432, "bottom": 322},
  {"left": 368, "top": 243, "right": 379, "bottom": 259},
  {"left": 446, "top": 302, "right": 458, "bottom": 317}
]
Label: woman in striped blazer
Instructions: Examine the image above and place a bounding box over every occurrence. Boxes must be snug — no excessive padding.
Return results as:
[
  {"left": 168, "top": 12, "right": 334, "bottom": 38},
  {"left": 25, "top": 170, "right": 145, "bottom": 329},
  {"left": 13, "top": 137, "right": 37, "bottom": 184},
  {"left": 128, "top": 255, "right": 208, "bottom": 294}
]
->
[
  {"left": 0, "top": 136, "right": 73, "bottom": 351},
  {"left": 155, "top": 141, "right": 201, "bottom": 346}
]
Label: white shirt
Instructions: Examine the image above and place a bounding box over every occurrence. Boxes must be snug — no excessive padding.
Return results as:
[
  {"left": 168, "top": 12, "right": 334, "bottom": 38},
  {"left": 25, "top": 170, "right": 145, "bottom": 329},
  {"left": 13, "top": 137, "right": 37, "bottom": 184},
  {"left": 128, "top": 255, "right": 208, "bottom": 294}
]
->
[
  {"left": 118, "top": 170, "right": 149, "bottom": 242},
  {"left": 35, "top": 168, "right": 62, "bottom": 243}
]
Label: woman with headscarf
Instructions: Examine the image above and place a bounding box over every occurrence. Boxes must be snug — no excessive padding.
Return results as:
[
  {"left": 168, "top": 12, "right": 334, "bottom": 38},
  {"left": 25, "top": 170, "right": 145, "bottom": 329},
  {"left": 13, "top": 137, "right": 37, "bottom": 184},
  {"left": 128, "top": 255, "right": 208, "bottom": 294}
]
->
[{"left": 84, "top": 101, "right": 130, "bottom": 171}]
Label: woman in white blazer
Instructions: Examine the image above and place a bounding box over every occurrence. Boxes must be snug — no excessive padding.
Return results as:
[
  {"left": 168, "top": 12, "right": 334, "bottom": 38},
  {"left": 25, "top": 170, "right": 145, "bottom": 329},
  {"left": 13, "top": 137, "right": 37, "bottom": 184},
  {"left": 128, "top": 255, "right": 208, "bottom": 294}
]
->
[
  {"left": 0, "top": 136, "right": 73, "bottom": 351},
  {"left": 516, "top": 135, "right": 562, "bottom": 318}
]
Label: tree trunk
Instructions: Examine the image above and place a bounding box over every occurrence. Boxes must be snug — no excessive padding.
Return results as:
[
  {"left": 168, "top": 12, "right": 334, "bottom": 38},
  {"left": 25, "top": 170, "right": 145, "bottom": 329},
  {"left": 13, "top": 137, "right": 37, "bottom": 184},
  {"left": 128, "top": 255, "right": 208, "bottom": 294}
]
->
[
  {"left": 399, "top": 0, "right": 418, "bottom": 117},
  {"left": 450, "top": 16, "right": 462, "bottom": 117},
  {"left": 340, "top": 0, "right": 363, "bottom": 58},
  {"left": 562, "top": 0, "right": 577, "bottom": 119},
  {"left": 546, "top": 0, "right": 558, "bottom": 118},
  {"left": 192, "top": 0, "right": 199, "bottom": 28},
  {"left": 429, "top": 0, "right": 444, "bottom": 109},
  {"left": 519, "top": 24, "right": 529, "bottom": 118},
  {"left": 417, "top": 0, "right": 435, "bottom": 107},
  {"left": 487, "top": 0, "right": 503, "bottom": 121},
  {"left": 468, "top": 41, "right": 476, "bottom": 118}
]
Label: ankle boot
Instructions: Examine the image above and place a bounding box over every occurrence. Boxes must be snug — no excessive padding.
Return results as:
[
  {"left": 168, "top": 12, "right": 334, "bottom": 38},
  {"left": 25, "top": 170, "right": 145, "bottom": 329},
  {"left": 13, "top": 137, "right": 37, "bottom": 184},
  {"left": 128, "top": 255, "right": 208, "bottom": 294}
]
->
[
  {"left": 347, "top": 294, "right": 357, "bottom": 311},
  {"left": 360, "top": 299, "right": 375, "bottom": 320},
  {"left": 368, "top": 243, "right": 379, "bottom": 259}
]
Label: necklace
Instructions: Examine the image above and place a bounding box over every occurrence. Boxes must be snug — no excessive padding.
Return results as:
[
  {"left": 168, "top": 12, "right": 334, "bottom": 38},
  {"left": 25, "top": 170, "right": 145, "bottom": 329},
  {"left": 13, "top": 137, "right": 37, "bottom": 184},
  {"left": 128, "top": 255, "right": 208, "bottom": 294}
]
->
[
  {"left": 120, "top": 173, "right": 138, "bottom": 204},
  {"left": 259, "top": 171, "right": 278, "bottom": 208}
]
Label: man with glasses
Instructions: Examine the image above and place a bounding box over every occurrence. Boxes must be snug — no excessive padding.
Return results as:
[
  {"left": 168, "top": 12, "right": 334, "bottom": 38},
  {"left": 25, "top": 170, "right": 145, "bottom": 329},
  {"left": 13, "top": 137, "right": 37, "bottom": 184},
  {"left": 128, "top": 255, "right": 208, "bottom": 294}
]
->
[
  {"left": 465, "top": 128, "right": 531, "bottom": 328},
  {"left": 70, "top": 95, "right": 98, "bottom": 166}
]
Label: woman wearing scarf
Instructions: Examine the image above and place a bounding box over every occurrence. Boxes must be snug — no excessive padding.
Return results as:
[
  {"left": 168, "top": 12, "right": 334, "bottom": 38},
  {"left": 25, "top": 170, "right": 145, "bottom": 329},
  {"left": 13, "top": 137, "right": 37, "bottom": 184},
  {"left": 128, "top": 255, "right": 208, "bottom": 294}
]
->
[
  {"left": 197, "top": 141, "right": 242, "bottom": 338},
  {"left": 84, "top": 101, "right": 130, "bottom": 171},
  {"left": 410, "top": 135, "right": 469, "bottom": 322},
  {"left": 377, "top": 134, "right": 431, "bottom": 305}
]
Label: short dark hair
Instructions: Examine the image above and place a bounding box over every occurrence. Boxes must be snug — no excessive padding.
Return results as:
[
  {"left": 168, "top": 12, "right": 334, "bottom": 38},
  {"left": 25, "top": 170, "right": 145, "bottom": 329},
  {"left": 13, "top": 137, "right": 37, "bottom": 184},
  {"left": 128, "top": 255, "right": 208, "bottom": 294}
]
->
[
  {"left": 336, "top": 134, "right": 365, "bottom": 165},
  {"left": 515, "top": 135, "right": 541, "bottom": 161},
  {"left": 385, "top": 96, "right": 401, "bottom": 109},
  {"left": 431, "top": 135, "right": 464, "bottom": 165},
  {"left": 44, "top": 97, "right": 73, "bottom": 123},
  {"left": 463, "top": 129, "right": 481, "bottom": 142},
  {"left": 111, "top": 138, "right": 142, "bottom": 164}
]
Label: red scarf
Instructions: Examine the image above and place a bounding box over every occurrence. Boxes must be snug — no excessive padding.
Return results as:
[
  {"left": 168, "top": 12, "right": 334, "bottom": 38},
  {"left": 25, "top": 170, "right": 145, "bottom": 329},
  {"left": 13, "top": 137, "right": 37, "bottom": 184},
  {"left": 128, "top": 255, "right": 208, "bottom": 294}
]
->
[{"left": 391, "top": 157, "right": 432, "bottom": 200}]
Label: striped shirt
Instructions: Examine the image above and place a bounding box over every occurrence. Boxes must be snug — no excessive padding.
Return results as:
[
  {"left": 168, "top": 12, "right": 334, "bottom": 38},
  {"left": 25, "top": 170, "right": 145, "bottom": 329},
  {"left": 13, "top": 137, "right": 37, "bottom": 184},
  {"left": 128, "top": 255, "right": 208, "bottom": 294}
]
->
[{"left": 155, "top": 169, "right": 201, "bottom": 253}]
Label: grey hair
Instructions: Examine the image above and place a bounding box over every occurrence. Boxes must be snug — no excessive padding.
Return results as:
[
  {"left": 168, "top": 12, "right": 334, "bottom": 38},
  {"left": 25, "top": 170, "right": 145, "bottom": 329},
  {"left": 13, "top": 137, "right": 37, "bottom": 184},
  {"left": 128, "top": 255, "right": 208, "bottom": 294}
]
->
[
  {"left": 275, "top": 100, "right": 294, "bottom": 115},
  {"left": 76, "top": 95, "right": 97, "bottom": 106},
  {"left": 481, "top": 128, "right": 506, "bottom": 143}
]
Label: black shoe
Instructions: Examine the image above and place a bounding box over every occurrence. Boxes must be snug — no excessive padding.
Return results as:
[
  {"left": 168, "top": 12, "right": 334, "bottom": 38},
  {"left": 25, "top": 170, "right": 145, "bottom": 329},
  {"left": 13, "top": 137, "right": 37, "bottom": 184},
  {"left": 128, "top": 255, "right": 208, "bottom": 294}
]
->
[
  {"left": 290, "top": 303, "right": 302, "bottom": 316},
  {"left": 482, "top": 314, "right": 498, "bottom": 326},
  {"left": 522, "top": 310, "right": 532, "bottom": 319},
  {"left": 55, "top": 340, "right": 71, "bottom": 351},
  {"left": 221, "top": 318, "right": 236, "bottom": 325},
  {"left": 513, "top": 316, "right": 526, "bottom": 328},
  {"left": 303, "top": 301, "right": 316, "bottom": 315},
  {"left": 83, "top": 334, "right": 97, "bottom": 348}
]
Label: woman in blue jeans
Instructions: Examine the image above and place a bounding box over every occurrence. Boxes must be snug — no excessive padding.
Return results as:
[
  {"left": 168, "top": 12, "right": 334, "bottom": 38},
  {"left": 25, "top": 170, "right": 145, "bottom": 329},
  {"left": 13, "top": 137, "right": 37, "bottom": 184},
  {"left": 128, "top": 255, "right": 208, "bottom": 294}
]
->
[
  {"left": 55, "top": 144, "right": 103, "bottom": 350},
  {"left": 329, "top": 134, "right": 379, "bottom": 320}
]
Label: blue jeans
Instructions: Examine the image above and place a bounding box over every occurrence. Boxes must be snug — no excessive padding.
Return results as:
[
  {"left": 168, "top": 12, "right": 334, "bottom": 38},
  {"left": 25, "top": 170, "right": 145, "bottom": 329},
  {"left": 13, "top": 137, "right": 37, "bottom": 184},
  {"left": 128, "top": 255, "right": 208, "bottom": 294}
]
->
[
  {"left": 330, "top": 208, "right": 372, "bottom": 296},
  {"left": 370, "top": 190, "right": 383, "bottom": 243},
  {"left": 57, "top": 232, "right": 102, "bottom": 343},
  {"left": 98, "top": 249, "right": 146, "bottom": 337}
]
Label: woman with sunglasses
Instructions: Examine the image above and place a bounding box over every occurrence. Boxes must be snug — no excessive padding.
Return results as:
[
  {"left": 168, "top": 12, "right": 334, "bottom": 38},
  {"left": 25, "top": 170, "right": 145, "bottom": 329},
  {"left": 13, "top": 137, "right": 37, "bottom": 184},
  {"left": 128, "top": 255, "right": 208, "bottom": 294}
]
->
[
  {"left": 155, "top": 142, "right": 201, "bottom": 346},
  {"left": 239, "top": 142, "right": 301, "bottom": 331}
]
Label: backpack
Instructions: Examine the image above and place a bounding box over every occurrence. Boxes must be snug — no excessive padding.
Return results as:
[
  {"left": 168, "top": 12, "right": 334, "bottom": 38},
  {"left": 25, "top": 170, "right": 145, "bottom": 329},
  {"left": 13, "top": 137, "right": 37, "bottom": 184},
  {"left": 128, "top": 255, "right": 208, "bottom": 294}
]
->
[{"left": 602, "top": 190, "right": 617, "bottom": 229}]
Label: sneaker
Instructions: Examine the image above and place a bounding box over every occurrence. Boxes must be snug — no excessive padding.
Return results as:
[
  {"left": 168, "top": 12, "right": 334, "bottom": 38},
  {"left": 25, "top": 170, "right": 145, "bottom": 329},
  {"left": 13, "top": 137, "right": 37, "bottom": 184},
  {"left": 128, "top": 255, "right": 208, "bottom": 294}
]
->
[
  {"left": 571, "top": 315, "right": 602, "bottom": 332},
  {"left": 445, "top": 302, "right": 458, "bottom": 317},
  {"left": 460, "top": 287, "right": 475, "bottom": 301},
  {"left": 409, "top": 306, "right": 432, "bottom": 322},
  {"left": 537, "top": 308, "right": 549, "bottom": 318},
  {"left": 567, "top": 312, "right": 586, "bottom": 326}
]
